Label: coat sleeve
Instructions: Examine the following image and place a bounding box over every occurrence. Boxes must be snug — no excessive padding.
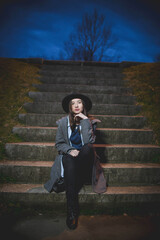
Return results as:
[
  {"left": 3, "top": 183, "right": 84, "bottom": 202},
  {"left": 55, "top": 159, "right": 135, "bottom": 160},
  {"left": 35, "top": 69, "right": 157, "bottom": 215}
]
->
[
  {"left": 80, "top": 118, "right": 97, "bottom": 144},
  {"left": 55, "top": 120, "right": 75, "bottom": 154}
]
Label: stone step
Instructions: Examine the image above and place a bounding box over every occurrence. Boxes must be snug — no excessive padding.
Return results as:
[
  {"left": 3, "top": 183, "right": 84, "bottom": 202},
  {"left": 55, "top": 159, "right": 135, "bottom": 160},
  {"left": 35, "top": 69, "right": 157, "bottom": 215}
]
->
[
  {"left": 40, "top": 70, "right": 123, "bottom": 79},
  {"left": 39, "top": 72, "right": 123, "bottom": 79},
  {"left": 40, "top": 67, "right": 123, "bottom": 77},
  {"left": 42, "top": 61, "right": 121, "bottom": 69},
  {"left": 12, "top": 126, "right": 154, "bottom": 144},
  {"left": 1, "top": 183, "right": 159, "bottom": 214},
  {"left": 5, "top": 143, "right": 160, "bottom": 163},
  {"left": 19, "top": 114, "right": 147, "bottom": 128},
  {"left": 23, "top": 102, "right": 141, "bottom": 115},
  {"left": 28, "top": 92, "right": 136, "bottom": 105},
  {"left": 33, "top": 83, "right": 132, "bottom": 95},
  {"left": 1, "top": 161, "right": 160, "bottom": 186},
  {"left": 38, "top": 76, "right": 125, "bottom": 86}
]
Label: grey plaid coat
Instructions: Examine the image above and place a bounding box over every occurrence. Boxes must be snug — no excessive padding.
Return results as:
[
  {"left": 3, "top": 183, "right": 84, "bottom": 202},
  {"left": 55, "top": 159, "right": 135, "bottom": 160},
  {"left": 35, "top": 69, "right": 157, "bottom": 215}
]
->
[{"left": 44, "top": 116, "right": 106, "bottom": 194}]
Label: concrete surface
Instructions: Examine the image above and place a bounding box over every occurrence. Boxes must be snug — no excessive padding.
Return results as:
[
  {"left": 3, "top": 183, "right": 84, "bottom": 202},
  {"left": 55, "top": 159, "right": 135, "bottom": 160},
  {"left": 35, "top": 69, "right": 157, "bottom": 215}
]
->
[{"left": 1, "top": 210, "right": 160, "bottom": 240}]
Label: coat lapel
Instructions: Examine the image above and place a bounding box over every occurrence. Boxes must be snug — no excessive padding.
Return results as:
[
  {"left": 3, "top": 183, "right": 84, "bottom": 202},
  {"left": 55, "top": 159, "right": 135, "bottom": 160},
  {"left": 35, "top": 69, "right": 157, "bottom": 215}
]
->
[{"left": 62, "top": 116, "right": 70, "bottom": 145}]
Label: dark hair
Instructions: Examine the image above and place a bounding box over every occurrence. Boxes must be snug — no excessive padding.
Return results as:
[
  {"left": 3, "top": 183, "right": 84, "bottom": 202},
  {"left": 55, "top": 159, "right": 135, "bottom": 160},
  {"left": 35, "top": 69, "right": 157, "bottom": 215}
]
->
[{"left": 68, "top": 99, "right": 88, "bottom": 131}]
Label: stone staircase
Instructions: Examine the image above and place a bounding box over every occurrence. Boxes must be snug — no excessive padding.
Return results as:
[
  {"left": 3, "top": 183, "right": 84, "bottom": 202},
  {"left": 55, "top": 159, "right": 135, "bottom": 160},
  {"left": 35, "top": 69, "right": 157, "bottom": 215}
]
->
[{"left": 1, "top": 60, "right": 160, "bottom": 215}]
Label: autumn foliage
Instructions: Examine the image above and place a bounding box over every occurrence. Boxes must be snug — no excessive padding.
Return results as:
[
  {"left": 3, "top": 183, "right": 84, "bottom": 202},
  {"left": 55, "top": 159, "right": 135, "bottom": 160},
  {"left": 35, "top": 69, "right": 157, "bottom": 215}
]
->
[
  {"left": 0, "top": 58, "right": 40, "bottom": 159},
  {"left": 123, "top": 63, "right": 160, "bottom": 145}
]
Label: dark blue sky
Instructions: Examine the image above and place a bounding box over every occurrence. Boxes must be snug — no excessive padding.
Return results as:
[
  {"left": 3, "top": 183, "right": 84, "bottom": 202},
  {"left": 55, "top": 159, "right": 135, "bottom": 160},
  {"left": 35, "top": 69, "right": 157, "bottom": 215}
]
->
[{"left": 0, "top": 0, "right": 160, "bottom": 62}]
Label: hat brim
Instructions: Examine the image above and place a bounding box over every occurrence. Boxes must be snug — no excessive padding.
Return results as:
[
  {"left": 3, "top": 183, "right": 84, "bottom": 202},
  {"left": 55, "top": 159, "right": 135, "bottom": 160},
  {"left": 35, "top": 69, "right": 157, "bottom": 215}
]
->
[{"left": 62, "top": 93, "right": 92, "bottom": 113}]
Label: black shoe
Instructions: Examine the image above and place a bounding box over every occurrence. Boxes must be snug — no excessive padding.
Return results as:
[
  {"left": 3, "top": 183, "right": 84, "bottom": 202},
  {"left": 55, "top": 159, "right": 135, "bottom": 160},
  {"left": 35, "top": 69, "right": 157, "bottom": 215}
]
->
[{"left": 66, "top": 211, "right": 78, "bottom": 230}]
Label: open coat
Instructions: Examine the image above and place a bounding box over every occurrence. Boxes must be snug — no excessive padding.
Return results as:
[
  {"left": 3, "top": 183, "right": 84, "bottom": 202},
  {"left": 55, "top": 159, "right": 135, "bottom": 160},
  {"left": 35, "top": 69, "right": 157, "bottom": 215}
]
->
[{"left": 44, "top": 116, "right": 106, "bottom": 194}]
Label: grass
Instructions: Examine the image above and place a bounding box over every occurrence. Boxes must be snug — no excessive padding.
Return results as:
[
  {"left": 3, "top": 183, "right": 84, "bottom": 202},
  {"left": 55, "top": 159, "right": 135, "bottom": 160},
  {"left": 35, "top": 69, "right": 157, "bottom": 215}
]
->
[
  {"left": 0, "top": 58, "right": 41, "bottom": 160},
  {"left": 123, "top": 63, "right": 160, "bottom": 145}
]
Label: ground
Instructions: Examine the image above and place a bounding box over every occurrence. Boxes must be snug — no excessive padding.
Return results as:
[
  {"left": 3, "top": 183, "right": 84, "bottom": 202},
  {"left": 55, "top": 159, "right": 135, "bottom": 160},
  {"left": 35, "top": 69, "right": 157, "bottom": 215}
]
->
[{"left": 0, "top": 206, "right": 160, "bottom": 240}]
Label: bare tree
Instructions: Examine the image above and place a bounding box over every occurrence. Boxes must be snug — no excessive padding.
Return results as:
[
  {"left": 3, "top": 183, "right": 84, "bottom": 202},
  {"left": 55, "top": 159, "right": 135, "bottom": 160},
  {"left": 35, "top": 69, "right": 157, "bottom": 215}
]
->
[{"left": 64, "top": 9, "right": 117, "bottom": 61}]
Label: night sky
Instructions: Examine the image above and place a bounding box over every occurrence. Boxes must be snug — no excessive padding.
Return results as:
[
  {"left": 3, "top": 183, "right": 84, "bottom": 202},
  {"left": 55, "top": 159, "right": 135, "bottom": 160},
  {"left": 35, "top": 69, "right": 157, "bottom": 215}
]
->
[{"left": 0, "top": 0, "right": 160, "bottom": 62}]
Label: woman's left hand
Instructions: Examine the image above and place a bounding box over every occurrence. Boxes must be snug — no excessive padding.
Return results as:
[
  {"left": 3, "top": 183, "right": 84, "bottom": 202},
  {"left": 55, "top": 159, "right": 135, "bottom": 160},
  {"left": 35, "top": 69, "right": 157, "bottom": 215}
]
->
[
  {"left": 74, "top": 113, "right": 88, "bottom": 120},
  {"left": 69, "top": 149, "right": 80, "bottom": 157}
]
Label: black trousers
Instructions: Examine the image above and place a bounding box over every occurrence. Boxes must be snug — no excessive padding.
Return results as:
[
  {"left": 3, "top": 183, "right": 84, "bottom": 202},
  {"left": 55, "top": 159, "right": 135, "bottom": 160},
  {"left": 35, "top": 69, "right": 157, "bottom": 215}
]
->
[{"left": 62, "top": 143, "right": 94, "bottom": 213}]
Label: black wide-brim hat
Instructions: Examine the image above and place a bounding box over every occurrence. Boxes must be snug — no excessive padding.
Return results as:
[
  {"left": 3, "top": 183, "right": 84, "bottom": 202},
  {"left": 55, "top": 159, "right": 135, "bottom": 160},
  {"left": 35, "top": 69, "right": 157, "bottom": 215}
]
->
[{"left": 62, "top": 93, "right": 92, "bottom": 113}]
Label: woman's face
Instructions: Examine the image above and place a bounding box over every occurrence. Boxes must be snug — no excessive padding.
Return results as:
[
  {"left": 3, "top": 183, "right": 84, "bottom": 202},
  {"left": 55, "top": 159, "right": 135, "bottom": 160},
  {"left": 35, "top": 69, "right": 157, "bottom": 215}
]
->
[{"left": 71, "top": 98, "right": 83, "bottom": 114}]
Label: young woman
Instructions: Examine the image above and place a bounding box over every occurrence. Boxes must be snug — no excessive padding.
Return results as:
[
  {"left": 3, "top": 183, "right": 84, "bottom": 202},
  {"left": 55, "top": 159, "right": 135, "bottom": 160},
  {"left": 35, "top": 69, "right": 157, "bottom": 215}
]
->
[{"left": 44, "top": 93, "right": 106, "bottom": 230}]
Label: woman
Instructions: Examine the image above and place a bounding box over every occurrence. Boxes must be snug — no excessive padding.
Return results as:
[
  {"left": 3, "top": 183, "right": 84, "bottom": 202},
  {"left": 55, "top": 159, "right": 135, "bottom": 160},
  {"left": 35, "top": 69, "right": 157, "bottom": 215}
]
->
[{"left": 44, "top": 93, "right": 106, "bottom": 230}]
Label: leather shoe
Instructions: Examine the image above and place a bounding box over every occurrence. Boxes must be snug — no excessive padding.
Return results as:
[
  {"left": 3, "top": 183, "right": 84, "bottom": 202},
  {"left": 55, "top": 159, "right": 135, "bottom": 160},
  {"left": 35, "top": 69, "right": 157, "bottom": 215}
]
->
[{"left": 66, "top": 211, "right": 78, "bottom": 230}]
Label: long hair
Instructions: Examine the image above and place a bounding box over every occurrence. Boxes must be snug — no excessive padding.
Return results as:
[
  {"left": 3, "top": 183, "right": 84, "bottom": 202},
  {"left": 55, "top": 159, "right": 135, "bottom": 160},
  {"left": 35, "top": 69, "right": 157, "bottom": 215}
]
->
[{"left": 68, "top": 99, "right": 88, "bottom": 131}]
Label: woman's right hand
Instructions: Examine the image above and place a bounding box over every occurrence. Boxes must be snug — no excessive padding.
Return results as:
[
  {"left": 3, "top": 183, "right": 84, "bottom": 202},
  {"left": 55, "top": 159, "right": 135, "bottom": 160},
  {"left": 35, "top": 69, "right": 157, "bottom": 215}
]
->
[
  {"left": 74, "top": 113, "right": 88, "bottom": 120},
  {"left": 69, "top": 149, "right": 80, "bottom": 157}
]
